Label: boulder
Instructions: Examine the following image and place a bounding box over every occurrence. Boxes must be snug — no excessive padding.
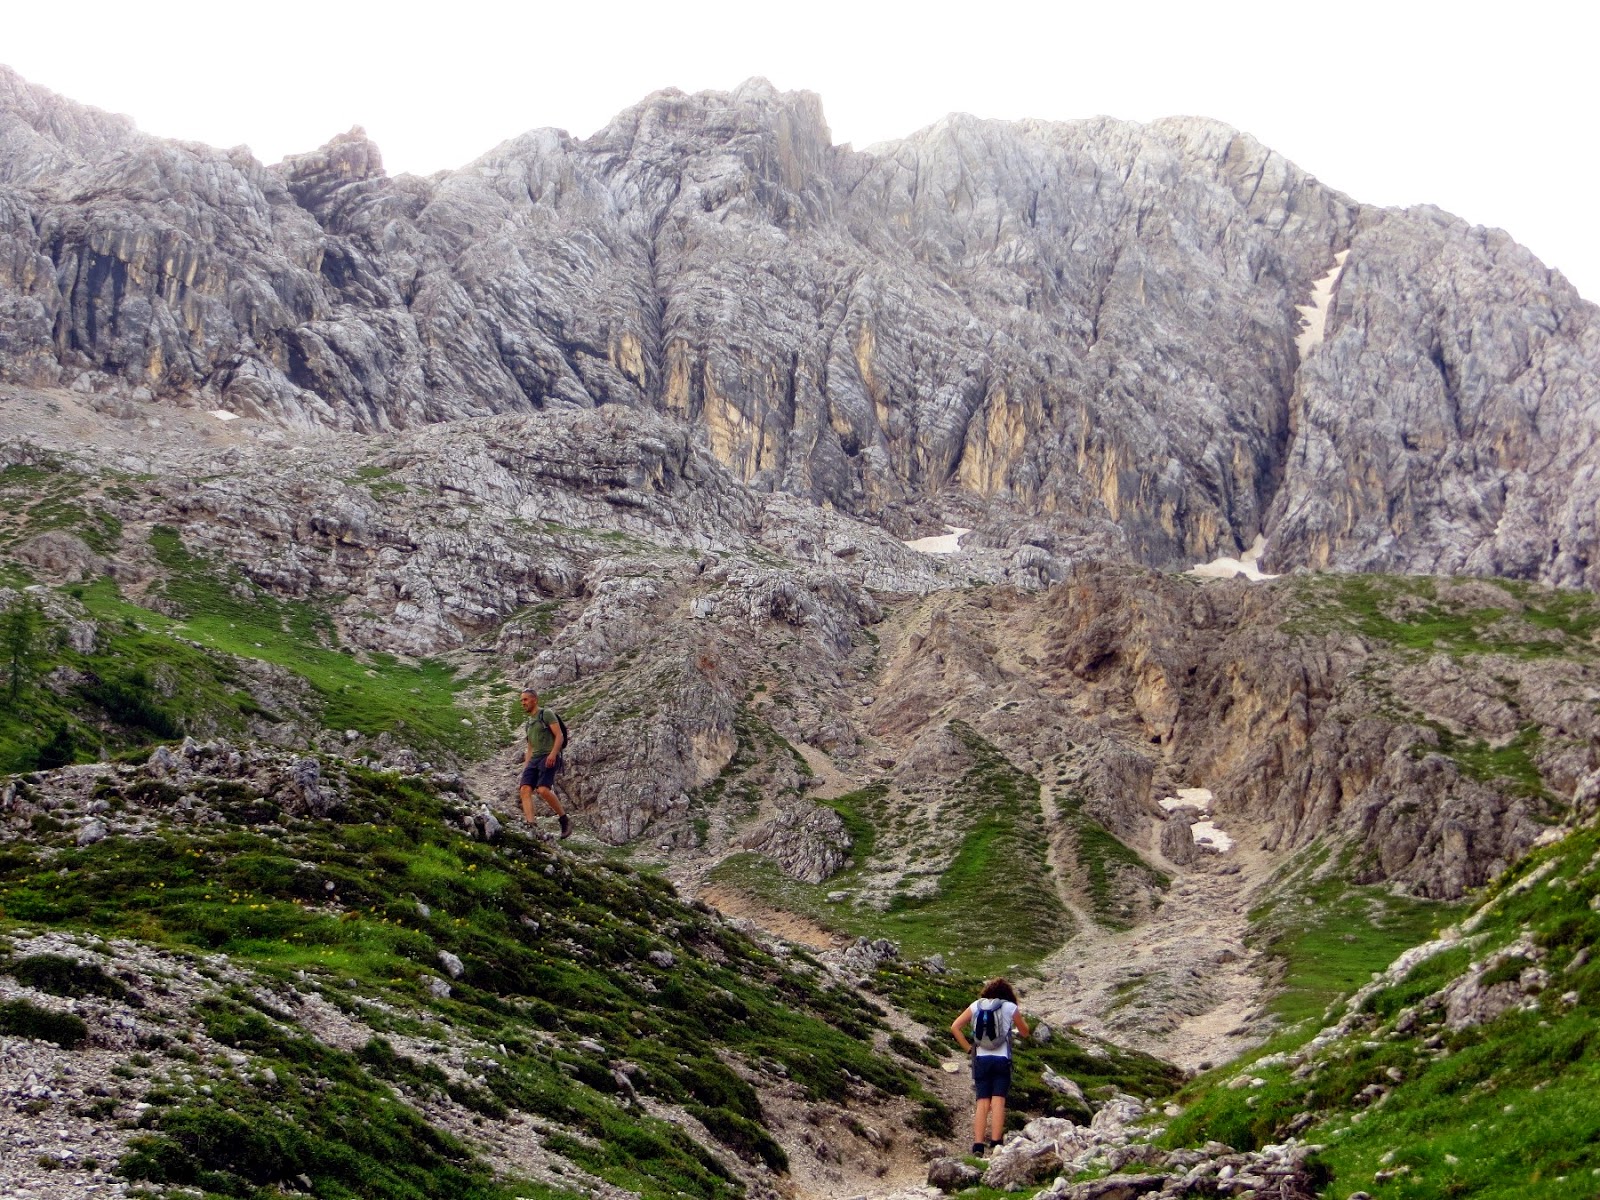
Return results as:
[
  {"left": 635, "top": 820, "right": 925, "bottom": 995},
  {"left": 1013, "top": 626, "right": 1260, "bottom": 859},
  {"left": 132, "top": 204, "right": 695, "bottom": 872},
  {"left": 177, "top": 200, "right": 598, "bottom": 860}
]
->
[
  {"left": 738, "top": 800, "right": 851, "bottom": 883},
  {"left": 1041, "top": 1068, "right": 1084, "bottom": 1104},
  {"left": 13, "top": 532, "right": 106, "bottom": 582},
  {"left": 1160, "top": 806, "right": 1199, "bottom": 866},
  {"left": 926, "top": 1158, "right": 982, "bottom": 1192},
  {"left": 1058, "top": 1176, "right": 1165, "bottom": 1200}
]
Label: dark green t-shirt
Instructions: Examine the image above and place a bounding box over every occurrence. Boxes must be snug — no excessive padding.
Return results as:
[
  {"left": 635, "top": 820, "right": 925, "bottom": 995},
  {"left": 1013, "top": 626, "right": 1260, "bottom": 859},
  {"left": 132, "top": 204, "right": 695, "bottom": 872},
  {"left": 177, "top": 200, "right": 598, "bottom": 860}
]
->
[{"left": 524, "top": 708, "right": 560, "bottom": 757}]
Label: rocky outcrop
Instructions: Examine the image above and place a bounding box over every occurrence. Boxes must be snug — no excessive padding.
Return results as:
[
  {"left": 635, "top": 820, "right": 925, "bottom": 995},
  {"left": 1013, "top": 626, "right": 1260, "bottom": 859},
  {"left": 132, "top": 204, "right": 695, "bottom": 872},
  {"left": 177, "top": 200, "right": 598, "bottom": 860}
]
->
[
  {"left": 1268, "top": 207, "right": 1600, "bottom": 592},
  {"left": 926, "top": 1157, "right": 981, "bottom": 1192},
  {"left": 977, "top": 1110, "right": 1324, "bottom": 1198},
  {"left": 12, "top": 531, "right": 105, "bottom": 582},
  {"left": 2, "top": 67, "right": 1595, "bottom": 586},
  {"left": 739, "top": 801, "right": 851, "bottom": 883},
  {"left": 866, "top": 568, "right": 1599, "bottom": 900}
]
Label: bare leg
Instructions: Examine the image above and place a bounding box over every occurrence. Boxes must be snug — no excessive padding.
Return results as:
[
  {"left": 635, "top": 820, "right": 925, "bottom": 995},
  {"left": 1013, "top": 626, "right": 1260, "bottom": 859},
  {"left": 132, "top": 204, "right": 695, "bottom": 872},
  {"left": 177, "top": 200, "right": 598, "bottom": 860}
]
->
[
  {"left": 973, "top": 1098, "right": 990, "bottom": 1149},
  {"left": 988, "top": 1096, "right": 1006, "bottom": 1144},
  {"left": 519, "top": 784, "right": 536, "bottom": 823},
  {"left": 536, "top": 784, "right": 565, "bottom": 818}
]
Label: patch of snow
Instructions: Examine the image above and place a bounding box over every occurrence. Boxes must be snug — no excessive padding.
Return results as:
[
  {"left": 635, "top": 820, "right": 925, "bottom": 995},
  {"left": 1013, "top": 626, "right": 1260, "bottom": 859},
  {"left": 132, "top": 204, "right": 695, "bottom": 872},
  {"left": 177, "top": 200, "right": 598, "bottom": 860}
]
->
[
  {"left": 1191, "top": 820, "right": 1235, "bottom": 852},
  {"left": 1190, "top": 534, "right": 1278, "bottom": 582},
  {"left": 1163, "top": 787, "right": 1232, "bottom": 852},
  {"left": 905, "top": 526, "right": 971, "bottom": 554},
  {"left": 209, "top": 409, "right": 241, "bottom": 422},
  {"left": 1295, "top": 250, "right": 1349, "bottom": 358},
  {"left": 1160, "top": 787, "right": 1214, "bottom": 813}
]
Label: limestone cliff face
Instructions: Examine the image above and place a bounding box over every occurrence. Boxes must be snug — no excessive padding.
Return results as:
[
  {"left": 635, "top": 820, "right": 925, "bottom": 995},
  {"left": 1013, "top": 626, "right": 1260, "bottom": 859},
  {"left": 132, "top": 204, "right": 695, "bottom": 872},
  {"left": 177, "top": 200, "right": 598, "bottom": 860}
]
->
[
  {"left": 1, "top": 66, "right": 1596, "bottom": 587},
  {"left": 1268, "top": 206, "right": 1600, "bottom": 592}
]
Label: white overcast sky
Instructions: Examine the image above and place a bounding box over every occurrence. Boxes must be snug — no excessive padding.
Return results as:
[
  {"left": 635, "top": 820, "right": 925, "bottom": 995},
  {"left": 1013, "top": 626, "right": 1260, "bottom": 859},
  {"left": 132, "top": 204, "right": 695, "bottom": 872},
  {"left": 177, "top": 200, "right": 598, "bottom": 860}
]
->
[{"left": 6, "top": 0, "right": 1598, "bottom": 299}]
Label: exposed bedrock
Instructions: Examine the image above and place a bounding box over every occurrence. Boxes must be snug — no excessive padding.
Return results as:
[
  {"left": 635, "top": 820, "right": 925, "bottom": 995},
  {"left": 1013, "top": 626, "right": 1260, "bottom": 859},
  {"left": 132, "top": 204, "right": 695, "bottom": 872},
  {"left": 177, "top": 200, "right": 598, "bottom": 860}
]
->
[
  {"left": 871, "top": 569, "right": 1599, "bottom": 899},
  {"left": 4, "top": 67, "right": 1595, "bottom": 584}
]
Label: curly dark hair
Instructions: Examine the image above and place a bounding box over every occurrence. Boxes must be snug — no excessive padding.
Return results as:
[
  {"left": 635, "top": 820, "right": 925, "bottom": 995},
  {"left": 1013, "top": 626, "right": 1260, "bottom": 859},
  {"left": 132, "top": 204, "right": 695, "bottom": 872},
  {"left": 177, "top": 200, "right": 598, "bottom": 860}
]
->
[{"left": 979, "top": 977, "right": 1018, "bottom": 1004}]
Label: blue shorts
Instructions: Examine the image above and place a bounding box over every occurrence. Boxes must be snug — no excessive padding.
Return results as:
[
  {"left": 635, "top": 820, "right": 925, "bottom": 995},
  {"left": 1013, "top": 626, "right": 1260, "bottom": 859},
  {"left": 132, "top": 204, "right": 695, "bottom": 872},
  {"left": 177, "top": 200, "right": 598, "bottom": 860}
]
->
[
  {"left": 972, "top": 1054, "right": 1012, "bottom": 1100},
  {"left": 520, "top": 758, "right": 561, "bottom": 791}
]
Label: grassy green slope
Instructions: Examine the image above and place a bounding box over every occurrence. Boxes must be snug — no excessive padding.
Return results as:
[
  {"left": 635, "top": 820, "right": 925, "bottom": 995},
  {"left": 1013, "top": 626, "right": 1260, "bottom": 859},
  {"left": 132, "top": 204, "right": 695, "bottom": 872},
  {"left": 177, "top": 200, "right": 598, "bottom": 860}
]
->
[
  {"left": 0, "top": 519, "right": 495, "bottom": 772},
  {"left": 1248, "top": 842, "right": 1462, "bottom": 1026},
  {"left": 710, "top": 722, "right": 1074, "bottom": 976},
  {"left": 1165, "top": 819, "right": 1600, "bottom": 1199},
  {"left": 1289, "top": 574, "right": 1600, "bottom": 662},
  {"left": 0, "top": 765, "right": 948, "bottom": 1200}
]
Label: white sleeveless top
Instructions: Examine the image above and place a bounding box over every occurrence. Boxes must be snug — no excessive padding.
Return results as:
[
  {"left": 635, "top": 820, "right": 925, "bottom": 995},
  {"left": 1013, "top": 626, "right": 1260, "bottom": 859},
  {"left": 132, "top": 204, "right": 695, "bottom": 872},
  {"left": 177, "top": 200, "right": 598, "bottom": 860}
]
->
[{"left": 972, "top": 999, "right": 1018, "bottom": 1058}]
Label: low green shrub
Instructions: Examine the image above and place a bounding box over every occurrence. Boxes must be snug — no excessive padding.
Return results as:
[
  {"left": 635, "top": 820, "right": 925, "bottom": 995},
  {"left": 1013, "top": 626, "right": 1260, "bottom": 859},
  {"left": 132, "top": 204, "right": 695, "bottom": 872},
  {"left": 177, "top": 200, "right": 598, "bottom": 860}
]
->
[{"left": 0, "top": 998, "right": 88, "bottom": 1047}]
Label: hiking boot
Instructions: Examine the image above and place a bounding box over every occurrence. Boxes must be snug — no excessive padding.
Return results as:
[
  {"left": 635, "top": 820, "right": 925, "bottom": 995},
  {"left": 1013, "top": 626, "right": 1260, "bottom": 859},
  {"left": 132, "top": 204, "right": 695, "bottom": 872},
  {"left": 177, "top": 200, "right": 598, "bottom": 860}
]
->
[
  {"left": 971, "top": 1142, "right": 986, "bottom": 1158},
  {"left": 558, "top": 813, "right": 571, "bottom": 839}
]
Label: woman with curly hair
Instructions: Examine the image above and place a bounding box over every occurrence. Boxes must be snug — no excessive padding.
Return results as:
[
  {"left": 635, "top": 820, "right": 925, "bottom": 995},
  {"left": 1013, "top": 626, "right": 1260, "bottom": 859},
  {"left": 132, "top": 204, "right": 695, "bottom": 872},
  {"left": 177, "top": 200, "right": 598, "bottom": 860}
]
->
[{"left": 950, "top": 976, "right": 1030, "bottom": 1156}]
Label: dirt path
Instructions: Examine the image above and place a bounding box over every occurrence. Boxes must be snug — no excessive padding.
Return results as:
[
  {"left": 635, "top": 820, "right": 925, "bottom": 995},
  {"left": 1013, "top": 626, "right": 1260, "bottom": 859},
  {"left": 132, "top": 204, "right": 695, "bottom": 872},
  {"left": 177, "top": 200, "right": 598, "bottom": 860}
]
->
[
  {"left": 698, "top": 884, "right": 847, "bottom": 951},
  {"left": 1036, "top": 779, "right": 1101, "bottom": 943}
]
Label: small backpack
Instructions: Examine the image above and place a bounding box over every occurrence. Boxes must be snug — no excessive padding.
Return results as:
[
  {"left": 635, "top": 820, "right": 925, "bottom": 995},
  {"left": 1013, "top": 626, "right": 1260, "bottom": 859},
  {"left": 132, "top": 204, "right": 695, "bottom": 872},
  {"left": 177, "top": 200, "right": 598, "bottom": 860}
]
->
[
  {"left": 973, "top": 999, "right": 1011, "bottom": 1052},
  {"left": 544, "top": 709, "right": 570, "bottom": 752}
]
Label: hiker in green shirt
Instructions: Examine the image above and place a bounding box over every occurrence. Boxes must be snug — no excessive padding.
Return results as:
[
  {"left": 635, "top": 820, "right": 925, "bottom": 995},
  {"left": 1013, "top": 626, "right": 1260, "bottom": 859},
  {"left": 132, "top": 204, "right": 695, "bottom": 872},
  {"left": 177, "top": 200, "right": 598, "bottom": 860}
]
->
[{"left": 518, "top": 688, "right": 570, "bottom": 839}]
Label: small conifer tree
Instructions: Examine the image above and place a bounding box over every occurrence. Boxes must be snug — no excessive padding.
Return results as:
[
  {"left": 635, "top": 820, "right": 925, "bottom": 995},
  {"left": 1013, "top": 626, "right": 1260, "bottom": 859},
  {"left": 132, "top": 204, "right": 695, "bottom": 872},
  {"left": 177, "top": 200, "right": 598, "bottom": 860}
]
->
[{"left": 3, "top": 592, "right": 43, "bottom": 704}]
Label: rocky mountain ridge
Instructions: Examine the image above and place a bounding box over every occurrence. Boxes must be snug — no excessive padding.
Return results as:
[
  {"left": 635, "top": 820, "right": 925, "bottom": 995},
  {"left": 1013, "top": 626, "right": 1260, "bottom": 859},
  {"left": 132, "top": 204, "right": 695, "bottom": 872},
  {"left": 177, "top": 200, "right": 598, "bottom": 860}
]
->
[
  {"left": 7, "top": 386, "right": 1595, "bottom": 911},
  {"left": 4, "top": 64, "right": 1600, "bottom": 1200},
  {"left": 2, "top": 66, "right": 1597, "bottom": 590}
]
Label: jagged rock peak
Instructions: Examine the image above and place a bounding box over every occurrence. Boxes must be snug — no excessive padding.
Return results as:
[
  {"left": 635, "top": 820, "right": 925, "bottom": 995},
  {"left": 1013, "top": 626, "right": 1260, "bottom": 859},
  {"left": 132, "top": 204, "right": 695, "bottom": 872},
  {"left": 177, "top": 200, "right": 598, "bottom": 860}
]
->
[
  {"left": 0, "top": 64, "right": 1596, "bottom": 590},
  {"left": 0, "top": 64, "right": 146, "bottom": 180},
  {"left": 275, "top": 126, "right": 387, "bottom": 212}
]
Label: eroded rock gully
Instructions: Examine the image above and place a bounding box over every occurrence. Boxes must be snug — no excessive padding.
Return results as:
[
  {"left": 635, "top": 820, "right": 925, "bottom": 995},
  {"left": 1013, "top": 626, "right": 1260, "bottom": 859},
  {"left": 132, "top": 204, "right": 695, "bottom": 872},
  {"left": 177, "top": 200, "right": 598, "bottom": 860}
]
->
[{"left": 866, "top": 571, "right": 1598, "bottom": 903}]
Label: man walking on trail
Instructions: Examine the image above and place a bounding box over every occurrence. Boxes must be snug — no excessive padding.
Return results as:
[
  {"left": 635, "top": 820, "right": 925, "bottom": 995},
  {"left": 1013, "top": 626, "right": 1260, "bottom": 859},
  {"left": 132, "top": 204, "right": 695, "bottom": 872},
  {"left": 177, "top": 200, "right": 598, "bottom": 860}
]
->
[{"left": 518, "top": 688, "right": 570, "bottom": 838}]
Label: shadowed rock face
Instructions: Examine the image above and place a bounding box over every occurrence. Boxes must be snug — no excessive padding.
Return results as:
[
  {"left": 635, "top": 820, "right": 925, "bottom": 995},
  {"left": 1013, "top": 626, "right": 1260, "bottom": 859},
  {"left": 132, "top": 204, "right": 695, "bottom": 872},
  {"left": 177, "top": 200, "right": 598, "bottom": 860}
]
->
[{"left": 0, "top": 67, "right": 1596, "bottom": 587}]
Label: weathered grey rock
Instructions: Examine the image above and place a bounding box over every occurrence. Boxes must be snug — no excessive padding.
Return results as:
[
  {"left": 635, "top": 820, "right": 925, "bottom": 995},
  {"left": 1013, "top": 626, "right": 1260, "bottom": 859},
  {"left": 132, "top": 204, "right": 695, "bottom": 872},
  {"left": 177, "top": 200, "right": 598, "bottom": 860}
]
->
[
  {"left": 1436, "top": 937, "right": 1545, "bottom": 1030},
  {"left": 437, "top": 951, "right": 465, "bottom": 980},
  {"left": 1056, "top": 1176, "right": 1164, "bottom": 1200},
  {"left": 282, "top": 756, "right": 327, "bottom": 816},
  {"left": 3, "top": 66, "right": 1593, "bottom": 587},
  {"left": 647, "top": 949, "right": 675, "bottom": 968},
  {"left": 926, "top": 1157, "right": 982, "bottom": 1192},
  {"left": 1160, "top": 807, "right": 1199, "bottom": 866},
  {"left": 424, "top": 976, "right": 451, "bottom": 999},
  {"left": 12, "top": 531, "right": 105, "bottom": 582},
  {"left": 75, "top": 819, "right": 106, "bottom": 846},
  {"left": 981, "top": 1140, "right": 1064, "bottom": 1190},
  {"left": 1040, "top": 1067, "right": 1084, "bottom": 1104},
  {"left": 841, "top": 937, "right": 900, "bottom": 977},
  {"left": 979, "top": 1115, "right": 1149, "bottom": 1190},
  {"left": 463, "top": 807, "right": 502, "bottom": 843},
  {"left": 738, "top": 800, "right": 851, "bottom": 882},
  {"left": 1267, "top": 208, "right": 1600, "bottom": 592}
]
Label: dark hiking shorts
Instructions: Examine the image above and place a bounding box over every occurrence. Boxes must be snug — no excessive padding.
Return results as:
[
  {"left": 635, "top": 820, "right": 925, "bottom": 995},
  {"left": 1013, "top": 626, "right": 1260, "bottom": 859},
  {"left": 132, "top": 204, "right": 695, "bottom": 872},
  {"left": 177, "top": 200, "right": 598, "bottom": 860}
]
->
[
  {"left": 520, "top": 758, "right": 561, "bottom": 791},
  {"left": 972, "top": 1054, "right": 1012, "bottom": 1100}
]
